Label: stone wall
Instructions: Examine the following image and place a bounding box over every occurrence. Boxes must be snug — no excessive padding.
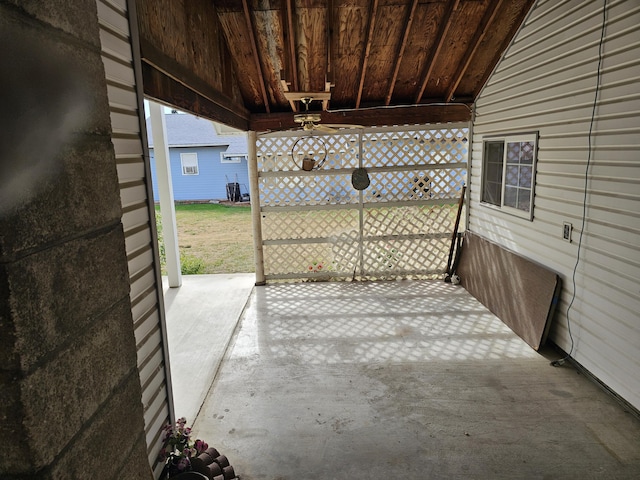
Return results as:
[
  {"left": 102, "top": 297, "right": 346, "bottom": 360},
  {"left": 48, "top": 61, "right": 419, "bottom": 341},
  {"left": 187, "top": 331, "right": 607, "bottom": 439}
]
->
[{"left": 0, "top": 1, "right": 153, "bottom": 478}]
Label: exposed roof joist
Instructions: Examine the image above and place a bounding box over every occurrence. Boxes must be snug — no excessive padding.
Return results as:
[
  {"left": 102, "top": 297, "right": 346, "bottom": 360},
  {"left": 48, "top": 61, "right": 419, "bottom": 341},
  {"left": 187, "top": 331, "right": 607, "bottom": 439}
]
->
[
  {"left": 356, "top": 0, "right": 379, "bottom": 109},
  {"left": 415, "top": 0, "right": 460, "bottom": 103},
  {"left": 446, "top": 0, "right": 504, "bottom": 102},
  {"left": 285, "top": 0, "right": 299, "bottom": 101},
  {"left": 385, "top": 0, "right": 419, "bottom": 106},
  {"left": 242, "top": 0, "right": 270, "bottom": 114}
]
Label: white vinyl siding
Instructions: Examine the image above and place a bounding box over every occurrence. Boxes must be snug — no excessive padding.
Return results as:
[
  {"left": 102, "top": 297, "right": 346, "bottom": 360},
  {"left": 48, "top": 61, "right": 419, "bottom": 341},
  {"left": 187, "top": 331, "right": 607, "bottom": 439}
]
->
[
  {"left": 181, "top": 152, "right": 199, "bottom": 175},
  {"left": 469, "top": 0, "right": 640, "bottom": 410},
  {"left": 97, "top": 0, "right": 173, "bottom": 477}
]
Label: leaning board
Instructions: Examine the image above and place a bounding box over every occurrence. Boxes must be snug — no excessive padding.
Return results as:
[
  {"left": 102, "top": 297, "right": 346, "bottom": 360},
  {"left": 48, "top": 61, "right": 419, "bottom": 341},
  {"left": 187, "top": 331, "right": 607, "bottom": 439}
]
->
[{"left": 456, "top": 231, "right": 561, "bottom": 350}]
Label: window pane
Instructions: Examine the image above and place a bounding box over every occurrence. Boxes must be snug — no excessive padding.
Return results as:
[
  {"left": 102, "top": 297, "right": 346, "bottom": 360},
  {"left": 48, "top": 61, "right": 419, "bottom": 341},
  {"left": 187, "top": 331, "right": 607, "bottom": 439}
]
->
[
  {"left": 482, "top": 141, "right": 504, "bottom": 206},
  {"left": 517, "top": 188, "right": 531, "bottom": 212},
  {"left": 519, "top": 166, "right": 532, "bottom": 188},
  {"left": 504, "top": 186, "right": 517, "bottom": 208},
  {"left": 520, "top": 142, "right": 534, "bottom": 164},
  {"left": 222, "top": 154, "right": 243, "bottom": 164},
  {"left": 484, "top": 183, "right": 502, "bottom": 205},
  {"left": 505, "top": 165, "right": 519, "bottom": 187},
  {"left": 181, "top": 153, "right": 198, "bottom": 175},
  {"left": 487, "top": 161, "right": 502, "bottom": 182},
  {"left": 506, "top": 142, "right": 521, "bottom": 164}
]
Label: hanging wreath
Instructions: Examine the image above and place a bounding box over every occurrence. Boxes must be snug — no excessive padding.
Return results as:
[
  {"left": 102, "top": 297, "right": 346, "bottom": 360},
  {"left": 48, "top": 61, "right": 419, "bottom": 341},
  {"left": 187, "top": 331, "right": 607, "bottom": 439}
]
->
[{"left": 291, "top": 135, "right": 328, "bottom": 171}]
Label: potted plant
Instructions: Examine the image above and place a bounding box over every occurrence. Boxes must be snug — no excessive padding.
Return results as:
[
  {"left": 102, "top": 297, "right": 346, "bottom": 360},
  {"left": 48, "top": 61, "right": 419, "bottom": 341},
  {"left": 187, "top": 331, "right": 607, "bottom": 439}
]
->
[{"left": 158, "top": 417, "right": 209, "bottom": 478}]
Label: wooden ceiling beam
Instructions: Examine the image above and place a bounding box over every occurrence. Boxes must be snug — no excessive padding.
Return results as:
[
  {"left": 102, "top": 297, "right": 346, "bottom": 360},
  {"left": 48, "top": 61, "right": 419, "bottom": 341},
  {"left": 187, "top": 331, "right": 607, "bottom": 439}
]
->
[
  {"left": 385, "top": 0, "right": 419, "bottom": 106},
  {"left": 249, "top": 103, "right": 472, "bottom": 132},
  {"left": 355, "top": 0, "right": 379, "bottom": 109},
  {"left": 445, "top": 0, "right": 504, "bottom": 102},
  {"left": 142, "top": 63, "right": 250, "bottom": 131},
  {"left": 283, "top": 92, "right": 332, "bottom": 102},
  {"left": 242, "top": 0, "right": 270, "bottom": 113},
  {"left": 414, "top": 0, "right": 460, "bottom": 103}
]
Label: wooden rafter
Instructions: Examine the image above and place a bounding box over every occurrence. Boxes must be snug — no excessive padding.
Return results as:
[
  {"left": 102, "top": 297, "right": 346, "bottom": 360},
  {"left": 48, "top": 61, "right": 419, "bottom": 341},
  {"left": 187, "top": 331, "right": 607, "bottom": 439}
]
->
[
  {"left": 385, "top": 0, "right": 419, "bottom": 106},
  {"left": 355, "top": 0, "right": 379, "bottom": 109},
  {"left": 471, "top": 0, "right": 536, "bottom": 99},
  {"left": 414, "top": 0, "right": 460, "bottom": 103},
  {"left": 285, "top": 0, "right": 299, "bottom": 98},
  {"left": 326, "top": 0, "right": 333, "bottom": 82},
  {"left": 445, "top": 0, "right": 504, "bottom": 102},
  {"left": 325, "top": 0, "right": 333, "bottom": 111},
  {"left": 242, "top": 0, "right": 270, "bottom": 113}
]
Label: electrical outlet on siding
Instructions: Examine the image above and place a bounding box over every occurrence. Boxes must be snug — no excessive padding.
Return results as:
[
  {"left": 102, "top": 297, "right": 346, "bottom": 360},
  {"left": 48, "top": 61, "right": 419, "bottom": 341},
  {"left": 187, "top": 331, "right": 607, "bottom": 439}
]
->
[{"left": 563, "top": 222, "right": 572, "bottom": 242}]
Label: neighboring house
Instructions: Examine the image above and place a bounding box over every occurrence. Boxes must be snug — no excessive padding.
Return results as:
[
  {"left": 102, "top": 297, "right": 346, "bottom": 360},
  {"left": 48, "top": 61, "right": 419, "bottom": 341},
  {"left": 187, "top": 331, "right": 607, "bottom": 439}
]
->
[{"left": 146, "top": 112, "right": 250, "bottom": 202}]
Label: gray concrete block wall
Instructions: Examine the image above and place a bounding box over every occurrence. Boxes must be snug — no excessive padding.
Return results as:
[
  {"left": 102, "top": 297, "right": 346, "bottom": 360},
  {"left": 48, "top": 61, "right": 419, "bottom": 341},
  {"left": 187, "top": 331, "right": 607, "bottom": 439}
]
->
[{"left": 0, "top": 1, "right": 152, "bottom": 478}]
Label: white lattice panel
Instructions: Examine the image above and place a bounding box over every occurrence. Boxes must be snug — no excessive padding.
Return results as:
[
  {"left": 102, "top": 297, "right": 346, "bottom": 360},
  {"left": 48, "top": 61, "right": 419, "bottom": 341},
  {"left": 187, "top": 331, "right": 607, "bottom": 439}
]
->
[
  {"left": 364, "top": 169, "right": 466, "bottom": 202},
  {"left": 257, "top": 133, "right": 360, "bottom": 172},
  {"left": 260, "top": 174, "right": 358, "bottom": 206},
  {"left": 363, "top": 128, "right": 468, "bottom": 167},
  {"left": 362, "top": 205, "right": 460, "bottom": 237},
  {"left": 264, "top": 241, "right": 356, "bottom": 278},
  {"left": 361, "top": 237, "right": 450, "bottom": 280},
  {"left": 257, "top": 124, "right": 469, "bottom": 282},
  {"left": 262, "top": 209, "right": 359, "bottom": 240}
]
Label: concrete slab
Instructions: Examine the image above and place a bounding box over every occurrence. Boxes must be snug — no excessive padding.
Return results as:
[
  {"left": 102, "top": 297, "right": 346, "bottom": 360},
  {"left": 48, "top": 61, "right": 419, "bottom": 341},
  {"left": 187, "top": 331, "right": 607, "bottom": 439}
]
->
[
  {"left": 163, "top": 273, "right": 255, "bottom": 422},
  {"left": 193, "top": 280, "right": 640, "bottom": 479}
]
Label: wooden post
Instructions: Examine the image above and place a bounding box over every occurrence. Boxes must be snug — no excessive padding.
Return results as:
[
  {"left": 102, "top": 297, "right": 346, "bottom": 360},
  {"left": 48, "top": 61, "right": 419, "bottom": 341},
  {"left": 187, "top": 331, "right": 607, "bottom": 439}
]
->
[
  {"left": 149, "top": 101, "right": 182, "bottom": 287},
  {"left": 248, "top": 131, "right": 266, "bottom": 285}
]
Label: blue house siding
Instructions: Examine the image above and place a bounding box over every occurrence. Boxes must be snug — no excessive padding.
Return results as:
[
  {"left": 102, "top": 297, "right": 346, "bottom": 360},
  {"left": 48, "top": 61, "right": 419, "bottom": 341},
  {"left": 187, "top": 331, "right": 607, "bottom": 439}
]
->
[
  {"left": 150, "top": 146, "right": 250, "bottom": 202},
  {"left": 146, "top": 112, "right": 250, "bottom": 202}
]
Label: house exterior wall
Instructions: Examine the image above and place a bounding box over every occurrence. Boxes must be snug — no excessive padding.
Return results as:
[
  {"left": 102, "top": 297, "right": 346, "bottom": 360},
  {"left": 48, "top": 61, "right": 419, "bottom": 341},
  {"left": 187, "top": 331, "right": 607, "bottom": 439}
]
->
[
  {"left": 97, "top": 0, "right": 174, "bottom": 476},
  {"left": 149, "top": 147, "right": 250, "bottom": 201},
  {"left": 469, "top": 0, "right": 640, "bottom": 410},
  {"left": 0, "top": 0, "right": 151, "bottom": 478}
]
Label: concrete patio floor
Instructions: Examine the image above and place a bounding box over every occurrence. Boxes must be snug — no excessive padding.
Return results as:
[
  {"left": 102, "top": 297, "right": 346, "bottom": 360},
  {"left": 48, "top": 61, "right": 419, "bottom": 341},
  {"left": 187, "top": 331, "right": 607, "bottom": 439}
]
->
[
  {"left": 180, "top": 278, "right": 640, "bottom": 479},
  {"left": 163, "top": 273, "right": 255, "bottom": 422}
]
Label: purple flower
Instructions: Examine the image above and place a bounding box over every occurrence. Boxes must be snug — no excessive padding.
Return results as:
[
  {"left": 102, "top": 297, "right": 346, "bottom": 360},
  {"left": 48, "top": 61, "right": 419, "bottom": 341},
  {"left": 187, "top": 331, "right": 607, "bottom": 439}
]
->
[{"left": 194, "top": 439, "right": 208, "bottom": 454}]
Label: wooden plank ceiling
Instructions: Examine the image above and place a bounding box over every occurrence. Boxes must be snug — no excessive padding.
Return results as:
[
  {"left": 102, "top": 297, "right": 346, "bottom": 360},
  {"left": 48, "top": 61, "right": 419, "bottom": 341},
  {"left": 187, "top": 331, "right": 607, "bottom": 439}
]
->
[{"left": 136, "top": 0, "right": 535, "bottom": 132}]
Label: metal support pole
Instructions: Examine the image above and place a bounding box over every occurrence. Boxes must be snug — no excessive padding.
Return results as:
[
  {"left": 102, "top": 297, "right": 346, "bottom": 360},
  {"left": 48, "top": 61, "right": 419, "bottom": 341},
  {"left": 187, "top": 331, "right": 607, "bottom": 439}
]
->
[
  {"left": 248, "top": 131, "right": 266, "bottom": 285},
  {"left": 149, "top": 101, "right": 182, "bottom": 287}
]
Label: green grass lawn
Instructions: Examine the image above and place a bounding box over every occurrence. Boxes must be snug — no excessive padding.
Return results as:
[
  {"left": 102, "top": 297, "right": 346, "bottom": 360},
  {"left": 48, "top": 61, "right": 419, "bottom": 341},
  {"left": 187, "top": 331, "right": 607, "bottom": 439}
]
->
[
  {"left": 154, "top": 202, "right": 460, "bottom": 275},
  {"left": 155, "top": 203, "right": 254, "bottom": 274}
]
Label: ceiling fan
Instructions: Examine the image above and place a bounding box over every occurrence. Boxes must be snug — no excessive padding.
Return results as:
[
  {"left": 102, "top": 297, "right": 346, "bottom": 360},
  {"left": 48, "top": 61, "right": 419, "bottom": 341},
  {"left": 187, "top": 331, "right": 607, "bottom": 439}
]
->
[
  {"left": 293, "top": 97, "right": 338, "bottom": 133},
  {"left": 286, "top": 93, "right": 363, "bottom": 134}
]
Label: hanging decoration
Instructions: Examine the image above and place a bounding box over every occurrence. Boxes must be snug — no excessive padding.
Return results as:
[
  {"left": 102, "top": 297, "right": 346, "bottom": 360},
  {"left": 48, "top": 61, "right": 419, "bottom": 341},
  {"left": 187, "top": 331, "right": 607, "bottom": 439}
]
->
[{"left": 291, "top": 135, "right": 328, "bottom": 171}]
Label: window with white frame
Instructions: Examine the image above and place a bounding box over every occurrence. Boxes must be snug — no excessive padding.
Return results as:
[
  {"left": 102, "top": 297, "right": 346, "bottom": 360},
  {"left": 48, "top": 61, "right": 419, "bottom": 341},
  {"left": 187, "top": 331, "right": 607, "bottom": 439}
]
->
[
  {"left": 481, "top": 133, "right": 538, "bottom": 220},
  {"left": 180, "top": 152, "right": 199, "bottom": 175},
  {"left": 221, "top": 153, "right": 247, "bottom": 164}
]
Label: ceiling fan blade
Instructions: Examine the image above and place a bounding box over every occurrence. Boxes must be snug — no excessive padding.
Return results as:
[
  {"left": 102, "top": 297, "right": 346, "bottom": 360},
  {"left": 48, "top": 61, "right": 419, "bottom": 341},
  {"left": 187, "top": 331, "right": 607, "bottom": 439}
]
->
[
  {"left": 323, "top": 124, "right": 365, "bottom": 129},
  {"left": 314, "top": 124, "right": 338, "bottom": 133}
]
